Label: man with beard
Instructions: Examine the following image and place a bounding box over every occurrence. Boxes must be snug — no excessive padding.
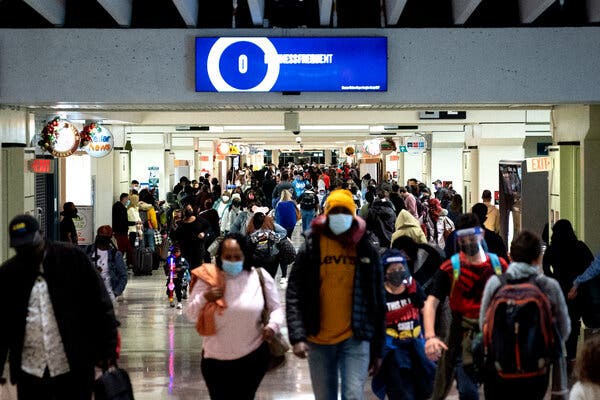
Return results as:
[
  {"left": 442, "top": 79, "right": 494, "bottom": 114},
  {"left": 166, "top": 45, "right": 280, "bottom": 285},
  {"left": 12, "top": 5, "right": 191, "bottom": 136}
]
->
[{"left": 0, "top": 215, "right": 118, "bottom": 399}]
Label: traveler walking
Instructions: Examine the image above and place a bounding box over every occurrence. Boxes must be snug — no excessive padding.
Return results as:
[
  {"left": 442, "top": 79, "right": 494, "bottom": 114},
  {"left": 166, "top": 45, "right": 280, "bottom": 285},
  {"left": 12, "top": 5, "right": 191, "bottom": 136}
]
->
[
  {"left": 286, "top": 189, "right": 386, "bottom": 400},
  {"left": 423, "top": 227, "right": 508, "bottom": 400},
  {"left": 275, "top": 189, "right": 298, "bottom": 239},
  {"left": 543, "top": 219, "right": 594, "bottom": 365},
  {"left": 186, "top": 233, "right": 283, "bottom": 400},
  {"left": 112, "top": 193, "right": 133, "bottom": 255},
  {"left": 0, "top": 215, "right": 118, "bottom": 399},
  {"left": 371, "top": 249, "right": 436, "bottom": 400},
  {"left": 59, "top": 201, "right": 79, "bottom": 245},
  {"left": 480, "top": 230, "right": 570, "bottom": 400},
  {"left": 85, "top": 225, "right": 128, "bottom": 304}
]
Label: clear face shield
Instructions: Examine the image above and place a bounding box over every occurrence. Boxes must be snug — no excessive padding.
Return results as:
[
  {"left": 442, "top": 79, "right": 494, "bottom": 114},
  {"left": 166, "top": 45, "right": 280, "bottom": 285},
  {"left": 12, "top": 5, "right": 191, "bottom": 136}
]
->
[{"left": 456, "top": 227, "right": 486, "bottom": 262}]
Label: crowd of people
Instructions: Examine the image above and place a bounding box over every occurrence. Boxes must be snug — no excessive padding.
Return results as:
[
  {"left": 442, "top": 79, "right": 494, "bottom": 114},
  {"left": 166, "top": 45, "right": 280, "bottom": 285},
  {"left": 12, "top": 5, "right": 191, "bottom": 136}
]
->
[{"left": 2, "top": 161, "right": 600, "bottom": 400}]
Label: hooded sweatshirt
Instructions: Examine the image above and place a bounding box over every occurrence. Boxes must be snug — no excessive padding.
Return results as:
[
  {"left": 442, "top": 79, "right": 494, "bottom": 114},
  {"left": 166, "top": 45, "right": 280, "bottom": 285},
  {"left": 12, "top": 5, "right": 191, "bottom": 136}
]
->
[
  {"left": 479, "top": 261, "right": 571, "bottom": 340},
  {"left": 391, "top": 209, "right": 427, "bottom": 247}
]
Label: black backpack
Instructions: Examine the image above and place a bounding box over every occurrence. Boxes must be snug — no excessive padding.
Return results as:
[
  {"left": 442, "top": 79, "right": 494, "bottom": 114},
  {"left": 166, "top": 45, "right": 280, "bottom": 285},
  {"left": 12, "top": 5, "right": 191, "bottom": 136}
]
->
[
  {"left": 139, "top": 209, "right": 150, "bottom": 230},
  {"left": 248, "top": 229, "right": 280, "bottom": 265},
  {"left": 483, "top": 275, "right": 556, "bottom": 379},
  {"left": 300, "top": 192, "right": 317, "bottom": 210}
]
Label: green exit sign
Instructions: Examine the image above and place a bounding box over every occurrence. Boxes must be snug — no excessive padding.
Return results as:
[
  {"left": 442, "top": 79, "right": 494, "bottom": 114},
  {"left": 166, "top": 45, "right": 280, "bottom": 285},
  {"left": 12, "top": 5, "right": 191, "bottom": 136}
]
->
[{"left": 398, "top": 145, "right": 408, "bottom": 153}]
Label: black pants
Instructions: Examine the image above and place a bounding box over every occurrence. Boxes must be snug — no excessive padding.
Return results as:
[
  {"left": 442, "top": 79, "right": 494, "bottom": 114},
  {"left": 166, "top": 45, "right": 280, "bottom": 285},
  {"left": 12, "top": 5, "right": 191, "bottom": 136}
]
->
[
  {"left": 18, "top": 369, "right": 93, "bottom": 400},
  {"left": 201, "top": 342, "right": 270, "bottom": 400},
  {"left": 166, "top": 277, "right": 183, "bottom": 302}
]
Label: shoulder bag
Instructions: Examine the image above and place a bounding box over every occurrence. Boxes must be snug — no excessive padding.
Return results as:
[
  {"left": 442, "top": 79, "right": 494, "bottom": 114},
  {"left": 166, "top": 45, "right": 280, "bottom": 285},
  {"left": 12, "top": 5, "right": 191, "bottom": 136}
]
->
[{"left": 256, "top": 268, "right": 290, "bottom": 371}]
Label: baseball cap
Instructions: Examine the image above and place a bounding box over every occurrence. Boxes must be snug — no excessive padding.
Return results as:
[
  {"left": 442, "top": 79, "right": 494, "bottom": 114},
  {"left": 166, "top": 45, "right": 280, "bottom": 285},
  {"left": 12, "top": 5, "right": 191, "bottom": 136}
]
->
[
  {"left": 432, "top": 179, "right": 442, "bottom": 185},
  {"left": 381, "top": 248, "right": 407, "bottom": 268},
  {"left": 9, "top": 214, "right": 41, "bottom": 247}
]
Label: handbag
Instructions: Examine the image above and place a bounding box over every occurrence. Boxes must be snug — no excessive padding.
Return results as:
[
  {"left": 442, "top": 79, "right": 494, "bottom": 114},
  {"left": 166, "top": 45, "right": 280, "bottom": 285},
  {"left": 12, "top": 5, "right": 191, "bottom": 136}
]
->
[
  {"left": 94, "top": 364, "right": 135, "bottom": 400},
  {"left": 256, "top": 268, "right": 290, "bottom": 370},
  {"left": 442, "top": 218, "right": 454, "bottom": 241},
  {"left": 153, "top": 230, "right": 163, "bottom": 246},
  {"left": 276, "top": 237, "right": 297, "bottom": 266}
]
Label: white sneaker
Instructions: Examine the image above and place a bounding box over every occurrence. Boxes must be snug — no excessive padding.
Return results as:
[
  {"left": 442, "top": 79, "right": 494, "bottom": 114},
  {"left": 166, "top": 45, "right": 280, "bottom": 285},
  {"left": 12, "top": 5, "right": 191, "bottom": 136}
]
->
[
  {"left": 279, "top": 277, "right": 287, "bottom": 287},
  {"left": 176, "top": 302, "right": 183, "bottom": 309}
]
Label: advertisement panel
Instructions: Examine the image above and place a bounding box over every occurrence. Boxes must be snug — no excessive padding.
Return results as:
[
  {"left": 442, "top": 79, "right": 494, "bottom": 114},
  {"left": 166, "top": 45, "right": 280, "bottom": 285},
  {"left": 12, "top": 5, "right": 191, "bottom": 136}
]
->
[{"left": 195, "top": 37, "right": 387, "bottom": 92}]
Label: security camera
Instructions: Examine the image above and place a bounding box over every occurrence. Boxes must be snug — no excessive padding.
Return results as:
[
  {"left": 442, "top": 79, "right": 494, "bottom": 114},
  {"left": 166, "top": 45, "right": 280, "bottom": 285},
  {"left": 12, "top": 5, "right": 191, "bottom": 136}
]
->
[{"left": 292, "top": 130, "right": 300, "bottom": 135}]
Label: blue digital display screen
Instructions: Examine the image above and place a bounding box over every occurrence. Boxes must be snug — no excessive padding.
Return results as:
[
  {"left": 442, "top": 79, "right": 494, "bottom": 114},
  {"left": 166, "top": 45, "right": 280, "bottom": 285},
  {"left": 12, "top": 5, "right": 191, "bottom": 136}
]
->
[{"left": 195, "top": 37, "right": 387, "bottom": 92}]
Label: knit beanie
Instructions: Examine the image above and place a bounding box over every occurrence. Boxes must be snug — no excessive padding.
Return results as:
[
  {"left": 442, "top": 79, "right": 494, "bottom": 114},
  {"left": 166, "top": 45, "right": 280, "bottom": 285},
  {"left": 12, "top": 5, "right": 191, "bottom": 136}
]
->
[{"left": 324, "top": 189, "right": 356, "bottom": 216}]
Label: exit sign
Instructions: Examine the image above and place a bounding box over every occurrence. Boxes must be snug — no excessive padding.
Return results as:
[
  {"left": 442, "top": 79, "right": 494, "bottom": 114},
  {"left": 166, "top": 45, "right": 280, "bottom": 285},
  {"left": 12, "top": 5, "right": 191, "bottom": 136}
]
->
[
  {"left": 27, "top": 159, "right": 54, "bottom": 174},
  {"left": 398, "top": 145, "right": 408, "bottom": 153},
  {"left": 526, "top": 156, "right": 551, "bottom": 172}
]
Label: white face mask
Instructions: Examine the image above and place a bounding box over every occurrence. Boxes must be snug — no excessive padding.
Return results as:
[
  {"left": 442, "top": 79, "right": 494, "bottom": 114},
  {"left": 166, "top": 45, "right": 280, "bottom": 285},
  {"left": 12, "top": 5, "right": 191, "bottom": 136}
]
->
[
  {"left": 221, "top": 196, "right": 230, "bottom": 203},
  {"left": 328, "top": 214, "right": 354, "bottom": 235}
]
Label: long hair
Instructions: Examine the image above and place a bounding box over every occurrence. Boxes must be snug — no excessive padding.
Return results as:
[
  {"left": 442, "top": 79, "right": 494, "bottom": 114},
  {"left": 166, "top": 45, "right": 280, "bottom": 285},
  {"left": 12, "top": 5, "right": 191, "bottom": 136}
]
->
[
  {"left": 550, "top": 219, "right": 578, "bottom": 247},
  {"left": 575, "top": 336, "right": 600, "bottom": 384},
  {"left": 280, "top": 189, "right": 293, "bottom": 202}
]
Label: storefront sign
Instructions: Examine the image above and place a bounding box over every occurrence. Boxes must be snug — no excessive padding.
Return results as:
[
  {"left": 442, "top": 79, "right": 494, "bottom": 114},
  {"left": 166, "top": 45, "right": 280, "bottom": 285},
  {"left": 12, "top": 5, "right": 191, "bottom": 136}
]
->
[
  {"left": 405, "top": 134, "right": 427, "bottom": 155},
  {"left": 84, "top": 125, "right": 114, "bottom": 158},
  {"left": 195, "top": 37, "right": 387, "bottom": 92},
  {"left": 74, "top": 205, "right": 94, "bottom": 245},
  {"left": 27, "top": 158, "right": 54, "bottom": 174}
]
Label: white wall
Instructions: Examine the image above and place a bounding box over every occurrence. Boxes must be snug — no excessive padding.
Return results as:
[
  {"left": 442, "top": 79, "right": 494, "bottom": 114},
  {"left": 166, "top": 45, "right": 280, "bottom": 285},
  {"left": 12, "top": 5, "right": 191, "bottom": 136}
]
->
[
  {"left": 91, "top": 153, "right": 116, "bottom": 229},
  {"left": 476, "top": 124, "right": 526, "bottom": 201},
  {"left": 402, "top": 152, "right": 423, "bottom": 185},
  {"left": 431, "top": 147, "right": 463, "bottom": 189},
  {"left": 130, "top": 149, "right": 166, "bottom": 200},
  {"left": 3, "top": 28, "right": 600, "bottom": 106}
]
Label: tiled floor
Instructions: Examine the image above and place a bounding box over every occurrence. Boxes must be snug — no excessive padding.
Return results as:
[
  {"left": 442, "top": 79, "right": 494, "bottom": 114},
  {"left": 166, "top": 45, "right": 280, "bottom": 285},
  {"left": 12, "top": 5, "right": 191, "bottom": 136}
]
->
[{"left": 117, "top": 223, "right": 471, "bottom": 399}]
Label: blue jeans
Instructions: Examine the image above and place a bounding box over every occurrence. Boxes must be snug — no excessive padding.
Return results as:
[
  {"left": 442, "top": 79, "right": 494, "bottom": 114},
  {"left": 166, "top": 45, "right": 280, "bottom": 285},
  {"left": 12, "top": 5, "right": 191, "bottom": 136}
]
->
[
  {"left": 308, "top": 337, "right": 370, "bottom": 400},
  {"left": 301, "top": 209, "right": 315, "bottom": 233},
  {"left": 455, "top": 356, "right": 479, "bottom": 400},
  {"left": 143, "top": 228, "right": 155, "bottom": 252}
]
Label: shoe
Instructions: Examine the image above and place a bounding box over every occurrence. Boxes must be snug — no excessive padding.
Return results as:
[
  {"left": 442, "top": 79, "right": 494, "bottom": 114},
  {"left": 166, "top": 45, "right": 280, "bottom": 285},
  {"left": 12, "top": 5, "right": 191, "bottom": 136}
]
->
[
  {"left": 279, "top": 277, "right": 287, "bottom": 288},
  {"left": 176, "top": 302, "right": 183, "bottom": 309},
  {"left": 169, "top": 299, "right": 175, "bottom": 307}
]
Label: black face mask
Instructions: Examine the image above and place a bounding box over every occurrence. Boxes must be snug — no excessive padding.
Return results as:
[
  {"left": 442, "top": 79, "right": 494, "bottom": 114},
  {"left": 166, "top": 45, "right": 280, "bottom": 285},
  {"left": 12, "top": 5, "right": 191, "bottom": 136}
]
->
[
  {"left": 232, "top": 200, "right": 241, "bottom": 208},
  {"left": 184, "top": 209, "right": 194, "bottom": 218},
  {"left": 386, "top": 269, "right": 411, "bottom": 287},
  {"left": 96, "top": 236, "right": 111, "bottom": 248}
]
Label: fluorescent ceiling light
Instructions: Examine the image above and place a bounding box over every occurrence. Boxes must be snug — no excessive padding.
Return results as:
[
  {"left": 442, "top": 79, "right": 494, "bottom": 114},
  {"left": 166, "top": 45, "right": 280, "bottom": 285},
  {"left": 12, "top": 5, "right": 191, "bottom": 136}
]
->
[
  {"left": 356, "top": 104, "right": 372, "bottom": 108},
  {"left": 223, "top": 125, "right": 284, "bottom": 131},
  {"left": 300, "top": 125, "right": 369, "bottom": 131}
]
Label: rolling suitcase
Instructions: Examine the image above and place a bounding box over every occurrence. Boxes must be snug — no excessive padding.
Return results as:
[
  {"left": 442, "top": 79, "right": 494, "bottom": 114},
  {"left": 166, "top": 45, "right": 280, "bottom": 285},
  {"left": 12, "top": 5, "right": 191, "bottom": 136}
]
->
[{"left": 133, "top": 246, "right": 153, "bottom": 276}]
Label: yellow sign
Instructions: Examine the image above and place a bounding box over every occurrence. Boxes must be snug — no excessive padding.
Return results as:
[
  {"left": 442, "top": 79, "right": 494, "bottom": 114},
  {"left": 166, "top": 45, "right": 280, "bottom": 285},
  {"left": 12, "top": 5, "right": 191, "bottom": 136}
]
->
[{"left": 229, "top": 145, "right": 240, "bottom": 155}]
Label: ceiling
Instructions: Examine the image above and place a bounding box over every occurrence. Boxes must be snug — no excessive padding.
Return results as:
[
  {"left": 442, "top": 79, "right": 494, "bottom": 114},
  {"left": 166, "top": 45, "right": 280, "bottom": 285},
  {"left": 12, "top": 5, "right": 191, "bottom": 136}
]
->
[
  {"left": 1, "top": 0, "right": 598, "bottom": 29},
  {"left": 38, "top": 107, "right": 551, "bottom": 150}
]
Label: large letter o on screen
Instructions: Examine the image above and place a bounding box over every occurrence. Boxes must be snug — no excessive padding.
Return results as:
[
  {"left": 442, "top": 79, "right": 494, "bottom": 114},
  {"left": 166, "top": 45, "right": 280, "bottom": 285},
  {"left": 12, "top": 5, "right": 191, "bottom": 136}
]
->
[{"left": 206, "top": 37, "right": 280, "bottom": 92}]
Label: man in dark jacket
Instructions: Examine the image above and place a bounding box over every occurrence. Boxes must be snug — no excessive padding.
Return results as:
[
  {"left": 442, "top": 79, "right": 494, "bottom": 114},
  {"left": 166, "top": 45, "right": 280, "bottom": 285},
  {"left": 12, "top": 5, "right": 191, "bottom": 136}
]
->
[
  {"left": 471, "top": 203, "right": 508, "bottom": 262},
  {"left": 286, "top": 189, "right": 386, "bottom": 400},
  {"left": 366, "top": 190, "right": 397, "bottom": 249},
  {"left": 112, "top": 192, "right": 133, "bottom": 254},
  {"left": 0, "top": 215, "right": 118, "bottom": 399}
]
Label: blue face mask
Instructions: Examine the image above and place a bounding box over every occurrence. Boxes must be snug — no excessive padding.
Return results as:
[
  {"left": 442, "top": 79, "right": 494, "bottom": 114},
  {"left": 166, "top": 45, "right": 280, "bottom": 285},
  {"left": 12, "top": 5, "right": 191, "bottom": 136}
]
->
[
  {"left": 328, "top": 213, "right": 354, "bottom": 235},
  {"left": 221, "top": 259, "right": 244, "bottom": 276},
  {"left": 125, "top": 200, "right": 131, "bottom": 207}
]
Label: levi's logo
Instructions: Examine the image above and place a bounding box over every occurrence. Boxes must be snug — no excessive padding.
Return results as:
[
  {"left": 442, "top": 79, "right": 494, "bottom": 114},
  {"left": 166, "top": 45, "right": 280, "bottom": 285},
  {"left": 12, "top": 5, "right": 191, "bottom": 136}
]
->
[{"left": 321, "top": 255, "right": 357, "bottom": 265}]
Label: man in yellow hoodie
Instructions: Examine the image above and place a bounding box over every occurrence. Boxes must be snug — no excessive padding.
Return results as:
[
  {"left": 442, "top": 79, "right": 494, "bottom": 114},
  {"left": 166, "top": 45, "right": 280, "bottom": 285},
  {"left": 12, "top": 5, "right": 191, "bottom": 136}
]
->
[{"left": 286, "top": 189, "right": 386, "bottom": 400}]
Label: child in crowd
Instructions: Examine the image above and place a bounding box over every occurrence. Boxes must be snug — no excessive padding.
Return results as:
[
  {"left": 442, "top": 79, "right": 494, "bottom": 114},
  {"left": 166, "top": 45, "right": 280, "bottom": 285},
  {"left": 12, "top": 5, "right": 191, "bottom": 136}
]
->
[
  {"left": 165, "top": 245, "right": 190, "bottom": 309},
  {"left": 372, "top": 249, "right": 436, "bottom": 400},
  {"left": 570, "top": 336, "right": 600, "bottom": 400}
]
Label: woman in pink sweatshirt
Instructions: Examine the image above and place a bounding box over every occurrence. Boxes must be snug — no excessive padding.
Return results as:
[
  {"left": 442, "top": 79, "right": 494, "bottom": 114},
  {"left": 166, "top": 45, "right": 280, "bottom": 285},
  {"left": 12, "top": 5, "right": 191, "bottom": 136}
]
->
[{"left": 185, "top": 232, "right": 284, "bottom": 399}]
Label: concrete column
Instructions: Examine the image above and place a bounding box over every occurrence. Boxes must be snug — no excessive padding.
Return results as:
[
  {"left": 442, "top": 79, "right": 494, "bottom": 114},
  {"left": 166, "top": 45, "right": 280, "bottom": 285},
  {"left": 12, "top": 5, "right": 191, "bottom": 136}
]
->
[
  {"left": 552, "top": 105, "right": 600, "bottom": 253},
  {"left": 324, "top": 150, "right": 332, "bottom": 166}
]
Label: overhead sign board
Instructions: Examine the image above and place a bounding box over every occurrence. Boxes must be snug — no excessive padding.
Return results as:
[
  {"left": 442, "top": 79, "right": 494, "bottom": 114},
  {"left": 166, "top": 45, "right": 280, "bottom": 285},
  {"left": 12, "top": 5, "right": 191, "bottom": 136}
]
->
[
  {"left": 526, "top": 156, "right": 551, "bottom": 172},
  {"left": 195, "top": 37, "right": 387, "bottom": 92}
]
